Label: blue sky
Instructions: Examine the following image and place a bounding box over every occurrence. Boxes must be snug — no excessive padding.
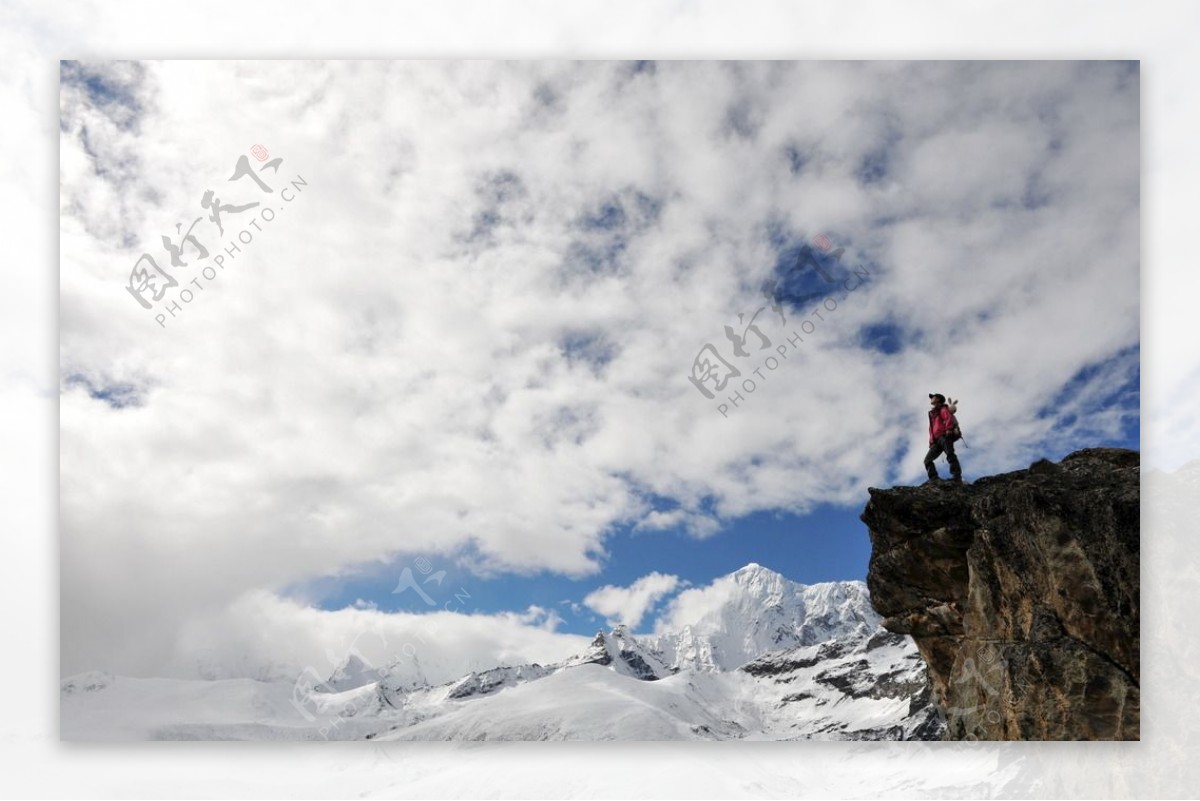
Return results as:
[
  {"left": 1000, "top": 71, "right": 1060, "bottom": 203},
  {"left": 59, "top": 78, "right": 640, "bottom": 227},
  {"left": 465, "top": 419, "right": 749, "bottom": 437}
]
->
[{"left": 59, "top": 60, "right": 1140, "bottom": 678}]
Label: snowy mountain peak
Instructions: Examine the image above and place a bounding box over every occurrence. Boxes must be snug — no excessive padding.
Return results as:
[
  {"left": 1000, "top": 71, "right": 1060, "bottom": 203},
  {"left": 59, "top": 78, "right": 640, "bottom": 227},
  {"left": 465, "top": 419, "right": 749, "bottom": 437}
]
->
[
  {"left": 730, "top": 562, "right": 791, "bottom": 597},
  {"left": 648, "top": 567, "right": 880, "bottom": 672},
  {"left": 562, "top": 628, "right": 674, "bottom": 680},
  {"left": 321, "top": 653, "right": 379, "bottom": 693},
  {"left": 731, "top": 561, "right": 774, "bottom": 580}
]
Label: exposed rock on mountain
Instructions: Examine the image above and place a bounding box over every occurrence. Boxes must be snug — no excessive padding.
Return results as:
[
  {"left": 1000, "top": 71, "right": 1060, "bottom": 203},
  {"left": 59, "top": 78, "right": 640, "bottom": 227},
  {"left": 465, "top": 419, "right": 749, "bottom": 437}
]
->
[
  {"left": 862, "top": 447, "right": 1139, "bottom": 740},
  {"left": 444, "top": 663, "right": 555, "bottom": 700},
  {"left": 560, "top": 626, "right": 675, "bottom": 680},
  {"left": 739, "top": 628, "right": 943, "bottom": 740}
]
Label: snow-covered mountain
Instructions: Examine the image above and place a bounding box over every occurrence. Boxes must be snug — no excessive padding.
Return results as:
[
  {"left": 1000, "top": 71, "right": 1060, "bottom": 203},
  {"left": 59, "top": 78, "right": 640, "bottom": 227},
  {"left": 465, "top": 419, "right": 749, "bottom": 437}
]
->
[
  {"left": 319, "top": 653, "right": 378, "bottom": 693},
  {"left": 366, "top": 622, "right": 937, "bottom": 742},
  {"left": 61, "top": 564, "right": 942, "bottom": 741},
  {"left": 647, "top": 563, "right": 879, "bottom": 671},
  {"left": 559, "top": 626, "right": 675, "bottom": 680}
]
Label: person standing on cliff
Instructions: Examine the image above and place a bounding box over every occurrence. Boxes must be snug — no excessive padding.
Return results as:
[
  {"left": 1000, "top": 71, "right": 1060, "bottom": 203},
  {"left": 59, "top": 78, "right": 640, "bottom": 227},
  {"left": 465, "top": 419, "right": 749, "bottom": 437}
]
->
[{"left": 924, "top": 393, "right": 963, "bottom": 483}]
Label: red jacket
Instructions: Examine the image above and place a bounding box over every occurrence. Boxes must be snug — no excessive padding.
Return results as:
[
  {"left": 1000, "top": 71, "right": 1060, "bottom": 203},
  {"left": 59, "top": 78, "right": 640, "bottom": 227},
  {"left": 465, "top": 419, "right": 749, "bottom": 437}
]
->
[{"left": 929, "top": 404, "right": 956, "bottom": 444}]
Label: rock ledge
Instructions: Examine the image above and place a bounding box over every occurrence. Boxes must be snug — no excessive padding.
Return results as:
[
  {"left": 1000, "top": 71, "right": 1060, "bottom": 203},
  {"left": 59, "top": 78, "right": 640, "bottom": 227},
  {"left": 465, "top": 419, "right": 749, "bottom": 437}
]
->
[{"left": 862, "top": 448, "right": 1139, "bottom": 740}]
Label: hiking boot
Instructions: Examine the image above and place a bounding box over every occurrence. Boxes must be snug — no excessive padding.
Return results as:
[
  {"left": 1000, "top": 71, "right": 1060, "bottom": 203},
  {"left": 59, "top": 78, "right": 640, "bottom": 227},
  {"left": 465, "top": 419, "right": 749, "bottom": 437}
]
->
[{"left": 925, "top": 476, "right": 942, "bottom": 484}]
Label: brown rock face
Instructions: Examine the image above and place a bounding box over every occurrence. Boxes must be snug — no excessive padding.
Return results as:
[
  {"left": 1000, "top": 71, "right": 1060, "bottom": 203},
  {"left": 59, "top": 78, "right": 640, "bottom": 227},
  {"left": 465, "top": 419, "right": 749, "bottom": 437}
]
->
[{"left": 862, "top": 448, "right": 1139, "bottom": 740}]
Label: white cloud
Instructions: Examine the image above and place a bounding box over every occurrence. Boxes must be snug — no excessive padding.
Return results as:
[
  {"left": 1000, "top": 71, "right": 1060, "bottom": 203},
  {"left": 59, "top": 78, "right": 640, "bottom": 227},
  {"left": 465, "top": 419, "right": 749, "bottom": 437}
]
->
[
  {"left": 59, "top": 61, "right": 1139, "bottom": 678},
  {"left": 635, "top": 508, "right": 721, "bottom": 538},
  {"left": 166, "top": 590, "right": 589, "bottom": 686},
  {"left": 652, "top": 576, "right": 740, "bottom": 636},
  {"left": 583, "top": 572, "right": 682, "bottom": 629},
  {"left": 505, "top": 605, "right": 567, "bottom": 632}
]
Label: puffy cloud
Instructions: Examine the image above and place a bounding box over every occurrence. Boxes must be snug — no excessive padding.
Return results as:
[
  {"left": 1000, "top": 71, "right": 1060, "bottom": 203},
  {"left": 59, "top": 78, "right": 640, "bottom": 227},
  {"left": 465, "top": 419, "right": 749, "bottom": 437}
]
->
[
  {"left": 652, "top": 576, "right": 740, "bottom": 636},
  {"left": 583, "top": 572, "right": 682, "bottom": 630},
  {"left": 505, "top": 605, "right": 567, "bottom": 632}
]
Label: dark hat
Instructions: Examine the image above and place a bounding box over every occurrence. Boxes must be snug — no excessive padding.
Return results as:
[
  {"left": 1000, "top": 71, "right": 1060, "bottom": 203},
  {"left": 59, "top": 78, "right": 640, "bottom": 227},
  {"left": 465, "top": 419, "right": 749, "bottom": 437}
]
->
[{"left": 929, "top": 393, "right": 945, "bottom": 403}]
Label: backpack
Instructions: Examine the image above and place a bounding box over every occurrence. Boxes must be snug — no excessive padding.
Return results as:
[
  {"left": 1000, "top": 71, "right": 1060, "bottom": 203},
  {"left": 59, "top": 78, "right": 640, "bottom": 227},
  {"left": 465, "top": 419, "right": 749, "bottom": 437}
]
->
[{"left": 946, "top": 399, "right": 965, "bottom": 445}]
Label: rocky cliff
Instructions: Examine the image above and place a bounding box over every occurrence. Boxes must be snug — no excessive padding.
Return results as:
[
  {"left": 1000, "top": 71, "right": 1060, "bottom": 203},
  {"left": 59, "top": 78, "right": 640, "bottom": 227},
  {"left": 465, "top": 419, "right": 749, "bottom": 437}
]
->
[{"left": 862, "top": 447, "right": 1139, "bottom": 740}]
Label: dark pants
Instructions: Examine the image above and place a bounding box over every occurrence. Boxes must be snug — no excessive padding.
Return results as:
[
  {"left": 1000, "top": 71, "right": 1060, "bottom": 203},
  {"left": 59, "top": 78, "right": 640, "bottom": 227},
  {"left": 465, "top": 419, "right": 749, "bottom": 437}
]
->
[{"left": 924, "top": 435, "right": 961, "bottom": 480}]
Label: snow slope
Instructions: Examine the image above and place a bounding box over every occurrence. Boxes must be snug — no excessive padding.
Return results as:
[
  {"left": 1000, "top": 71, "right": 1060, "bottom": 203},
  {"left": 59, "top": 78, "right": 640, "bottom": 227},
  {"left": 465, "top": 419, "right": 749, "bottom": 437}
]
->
[{"left": 60, "top": 670, "right": 383, "bottom": 741}]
